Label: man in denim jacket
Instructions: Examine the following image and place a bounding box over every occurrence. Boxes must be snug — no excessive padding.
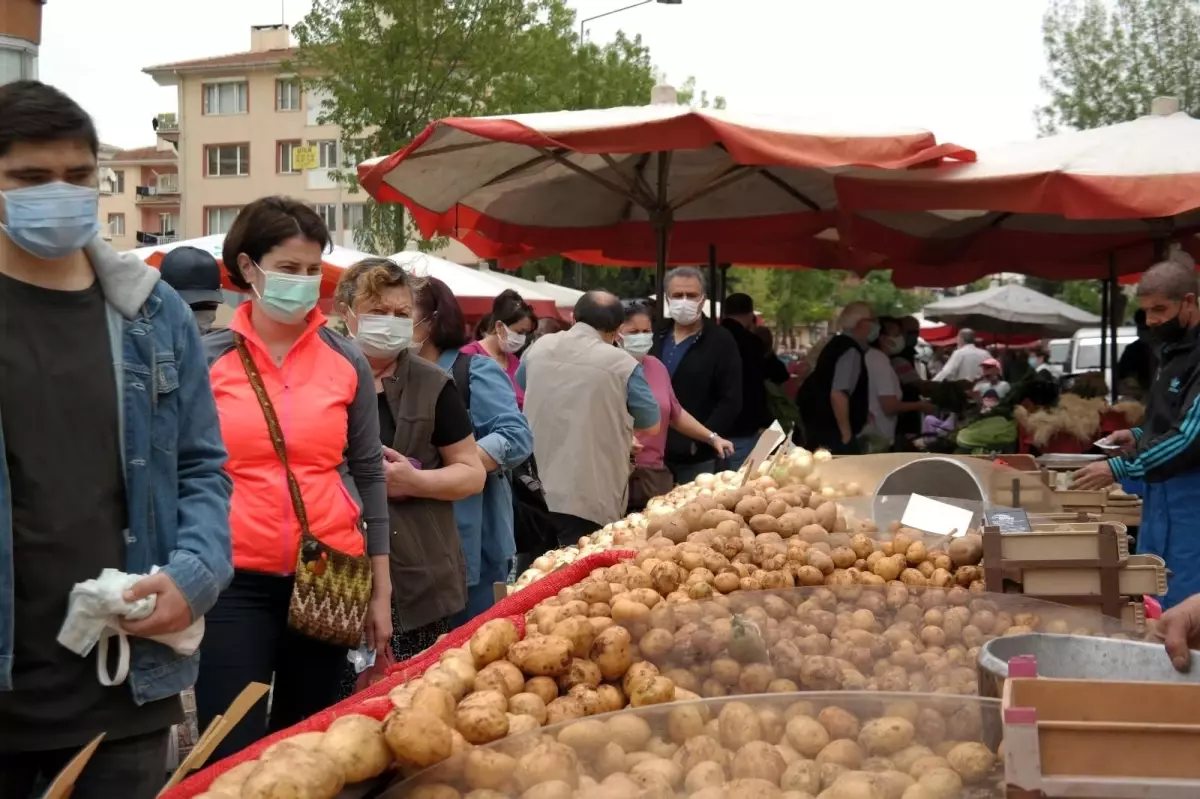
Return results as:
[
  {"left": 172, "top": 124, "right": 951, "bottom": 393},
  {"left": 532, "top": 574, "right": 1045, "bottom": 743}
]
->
[{"left": 0, "top": 82, "right": 233, "bottom": 797}]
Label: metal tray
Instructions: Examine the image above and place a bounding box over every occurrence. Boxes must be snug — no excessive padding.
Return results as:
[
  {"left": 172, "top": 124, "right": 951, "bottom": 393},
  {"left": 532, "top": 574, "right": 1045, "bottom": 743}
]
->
[{"left": 978, "top": 633, "right": 1200, "bottom": 699}]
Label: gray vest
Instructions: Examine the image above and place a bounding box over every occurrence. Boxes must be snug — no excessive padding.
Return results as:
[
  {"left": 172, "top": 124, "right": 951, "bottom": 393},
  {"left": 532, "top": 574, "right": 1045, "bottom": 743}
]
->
[
  {"left": 380, "top": 352, "right": 467, "bottom": 631},
  {"left": 523, "top": 323, "right": 637, "bottom": 526}
]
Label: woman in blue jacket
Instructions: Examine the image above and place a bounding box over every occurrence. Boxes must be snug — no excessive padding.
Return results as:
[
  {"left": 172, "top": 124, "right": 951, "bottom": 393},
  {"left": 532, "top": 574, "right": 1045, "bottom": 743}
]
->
[{"left": 412, "top": 276, "right": 534, "bottom": 623}]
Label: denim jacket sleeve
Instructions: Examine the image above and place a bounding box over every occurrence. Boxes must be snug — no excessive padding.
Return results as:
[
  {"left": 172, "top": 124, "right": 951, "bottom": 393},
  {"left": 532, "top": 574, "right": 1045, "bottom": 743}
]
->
[
  {"left": 469, "top": 357, "right": 533, "bottom": 471},
  {"left": 163, "top": 298, "right": 234, "bottom": 620}
]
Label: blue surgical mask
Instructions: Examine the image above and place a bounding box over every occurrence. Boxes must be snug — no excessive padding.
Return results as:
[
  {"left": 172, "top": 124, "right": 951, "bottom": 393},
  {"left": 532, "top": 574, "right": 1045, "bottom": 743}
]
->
[
  {"left": 867, "top": 321, "right": 881, "bottom": 343},
  {"left": 1028, "top": 356, "right": 1038, "bottom": 369},
  {"left": 0, "top": 182, "right": 101, "bottom": 260},
  {"left": 252, "top": 263, "right": 321, "bottom": 323},
  {"left": 622, "top": 332, "right": 654, "bottom": 356}
]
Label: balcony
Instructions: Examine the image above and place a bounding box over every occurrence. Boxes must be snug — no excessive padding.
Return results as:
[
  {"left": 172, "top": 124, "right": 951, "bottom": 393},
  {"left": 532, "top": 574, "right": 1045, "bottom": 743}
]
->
[
  {"left": 136, "top": 232, "right": 177, "bottom": 246},
  {"left": 154, "top": 113, "right": 180, "bottom": 142},
  {"left": 136, "top": 176, "right": 180, "bottom": 204}
]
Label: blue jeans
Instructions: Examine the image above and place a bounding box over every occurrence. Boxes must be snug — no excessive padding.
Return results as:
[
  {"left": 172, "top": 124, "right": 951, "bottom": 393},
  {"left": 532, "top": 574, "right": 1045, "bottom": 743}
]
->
[
  {"left": 1139, "top": 472, "right": 1200, "bottom": 610},
  {"left": 450, "top": 556, "right": 514, "bottom": 629},
  {"left": 667, "top": 460, "right": 717, "bottom": 486},
  {"left": 719, "top": 435, "right": 760, "bottom": 472}
]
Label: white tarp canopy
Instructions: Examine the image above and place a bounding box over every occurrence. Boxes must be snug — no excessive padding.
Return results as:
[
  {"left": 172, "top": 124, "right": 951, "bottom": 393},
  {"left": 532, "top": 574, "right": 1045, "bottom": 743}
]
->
[{"left": 921, "top": 283, "right": 1100, "bottom": 337}]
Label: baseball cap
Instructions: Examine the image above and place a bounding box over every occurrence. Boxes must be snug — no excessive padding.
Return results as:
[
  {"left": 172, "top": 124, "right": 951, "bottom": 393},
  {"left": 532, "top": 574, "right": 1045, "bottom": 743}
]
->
[{"left": 160, "top": 246, "right": 223, "bottom": 305}]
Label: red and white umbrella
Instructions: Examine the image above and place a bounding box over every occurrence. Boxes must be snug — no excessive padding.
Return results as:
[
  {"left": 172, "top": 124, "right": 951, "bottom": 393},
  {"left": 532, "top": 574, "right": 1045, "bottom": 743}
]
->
[
  {"left": 129, "top": 236, "right": 559, "bottom": 318},
  {"left": 836, "top": 100, "right": 1200, "bottom": 283},
  {"left": 357, "top": 93, "right": 971, "bottom": 278}
]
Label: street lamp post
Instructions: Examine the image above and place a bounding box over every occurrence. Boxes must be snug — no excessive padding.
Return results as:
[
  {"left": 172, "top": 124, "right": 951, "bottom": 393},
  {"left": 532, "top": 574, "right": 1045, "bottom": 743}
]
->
[{"left": 579, "top": 0, "right": 682, "bottom": 46}]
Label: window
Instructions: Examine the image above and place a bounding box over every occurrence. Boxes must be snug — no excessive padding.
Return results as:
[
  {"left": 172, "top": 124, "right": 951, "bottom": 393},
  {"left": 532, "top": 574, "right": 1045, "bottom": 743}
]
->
[
  {"left": 314, "top": 203, "right": 338, "bottom": 232},
  {"left": 206, "top": 207, "right": 243, "bottom": 235},
  {"left": 0, "top": 46, "right": 37, "bottom": 84},
  {"left": 305, "top": 89, "right": 332, "bottom": 126},
  {"left": 205, "top": 144, "right": 250, "bottom": 177},
  {"left": 107, "top": 213, "right": 125, "bottom": 237},
  {"left": 202, "top": 81, "right": 248, "bottom": 115},
  {"left": 112, "top": 170, "right": 125, "bottom": 194},
  {"left": 277, "top": 140, "right": 301, "bottom": 174},
  {"left": 276, "top": 78, "right": 301, "bottom": 111},
  {"left": 312, "top": 140, "right": 339, "bottom": 169},
  {"left": 159, "top": 213, "right": 179, "bottom": 235},
  {"left": 343, "top": 203, "right": 370, "bottom": 230}
]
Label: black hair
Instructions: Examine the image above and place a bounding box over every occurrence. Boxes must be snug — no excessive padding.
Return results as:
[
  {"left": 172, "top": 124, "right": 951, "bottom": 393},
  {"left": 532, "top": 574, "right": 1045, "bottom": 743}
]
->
[
  {"left": 484, "top": 288, "right": 537, "bottom": 332},
  {"left": 724, "top": 293, "right": 754, "bottom": 316},
  {"left": 221, "top": 196, "right": 332, "bottom": 290},
  {"left": 621, "top": 297, "right": 654, "bottom": 321},
  {"left": 0, "top": 81, "right": 99, "bottom": 159},
  {"left": 414, "top": 276, "right": 469, "bottom": 352},
  {"left": 575, "top": 291, "right": 625, "bottom": 333}
]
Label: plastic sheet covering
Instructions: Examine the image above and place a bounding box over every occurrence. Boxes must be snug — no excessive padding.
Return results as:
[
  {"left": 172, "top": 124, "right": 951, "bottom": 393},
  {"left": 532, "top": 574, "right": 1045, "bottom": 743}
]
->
[
  {"left": 162, "top": 550, "right": 636, "bottom": 799},
  {"left": 614, "top": 587, "right": 1132, "bottom": 701},
  {"left": 383, "top": 691, "right": 1006, "bottom": 799}
]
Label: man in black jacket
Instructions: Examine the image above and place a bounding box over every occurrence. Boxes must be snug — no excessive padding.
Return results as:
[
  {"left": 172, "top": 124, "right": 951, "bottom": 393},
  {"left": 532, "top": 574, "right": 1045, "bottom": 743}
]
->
[
  {"left": 795, "top": 301, "right": 877, "bottom": 454},
  {"left": 721, "top": 293, "right": 788, "bottom": 469},
  {"left": 1073, "top": 261, "right": 1200, "bottom": 609},
  {"left": 651, "top": 267, "right": 742, "bottom": 484}
]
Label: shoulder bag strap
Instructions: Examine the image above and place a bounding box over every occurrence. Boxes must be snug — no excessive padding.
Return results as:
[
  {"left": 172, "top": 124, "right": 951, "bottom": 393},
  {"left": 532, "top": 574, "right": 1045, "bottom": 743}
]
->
[
  {"left": 452, "top": 351, "right": 473, "bottom": 410},
  {"left": 232, "top": 333, "right": 312, "bottom": 537}
]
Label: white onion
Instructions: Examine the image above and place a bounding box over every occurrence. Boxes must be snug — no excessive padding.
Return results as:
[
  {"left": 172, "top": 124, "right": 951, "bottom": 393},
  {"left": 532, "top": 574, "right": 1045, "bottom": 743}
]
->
[
  {"left": 695, "top": 473, "right": 717, "bottom": 488},
  {"left": 813, "top": 448, "right": 833, "bottom": 463}
]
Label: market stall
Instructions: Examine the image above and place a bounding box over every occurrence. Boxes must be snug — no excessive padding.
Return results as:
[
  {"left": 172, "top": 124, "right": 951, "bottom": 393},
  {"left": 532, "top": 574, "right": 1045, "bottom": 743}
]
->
[{"left": 151, "top": 441, "right": 1197, "bottom": 799}]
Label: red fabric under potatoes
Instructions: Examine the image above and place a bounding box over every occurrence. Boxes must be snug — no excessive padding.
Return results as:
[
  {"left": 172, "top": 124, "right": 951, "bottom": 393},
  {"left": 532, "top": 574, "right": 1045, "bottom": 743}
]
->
[{"left": 163, "top": 549, "right": 636, "bottom": 799}]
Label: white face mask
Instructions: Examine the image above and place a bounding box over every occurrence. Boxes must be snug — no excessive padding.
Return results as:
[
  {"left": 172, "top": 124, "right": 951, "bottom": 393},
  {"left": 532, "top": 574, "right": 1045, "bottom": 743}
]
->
[
  {"left": 353, "top": 314, "right": 413, "bottom": 358},
  {"left": 192, "top": 307, "right": 217, "bottom": 334},
  {"left": 499, "top": 323, "right": 527, "bottom": 353},
  {"left": 622, "top": 332, "right": 654, "bottom": 356},
  {"left": 668, "top": 298, "right": 702, "bottom": 325}
]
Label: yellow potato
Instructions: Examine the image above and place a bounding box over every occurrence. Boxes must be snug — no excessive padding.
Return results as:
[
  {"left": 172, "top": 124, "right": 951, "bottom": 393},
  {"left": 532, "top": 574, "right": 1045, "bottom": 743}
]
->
[
  {"left": 469, "top": 618, "right": 519, "bottom": 666},
  {"left": 320, "top": 714, "right": 391, "bottom": 782}
]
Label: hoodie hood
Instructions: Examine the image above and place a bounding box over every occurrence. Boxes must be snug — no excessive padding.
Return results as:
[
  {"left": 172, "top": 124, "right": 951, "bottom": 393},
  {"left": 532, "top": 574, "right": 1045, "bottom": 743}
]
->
[{"left": 85, "top": 236, "right": 161, "bottom": 320}]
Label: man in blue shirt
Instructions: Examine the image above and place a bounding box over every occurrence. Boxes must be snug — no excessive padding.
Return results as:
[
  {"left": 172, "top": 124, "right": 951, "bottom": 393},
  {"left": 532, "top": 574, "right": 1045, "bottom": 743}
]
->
[{"left": 518, "top": 291, "right": 659, "bottom": 544}]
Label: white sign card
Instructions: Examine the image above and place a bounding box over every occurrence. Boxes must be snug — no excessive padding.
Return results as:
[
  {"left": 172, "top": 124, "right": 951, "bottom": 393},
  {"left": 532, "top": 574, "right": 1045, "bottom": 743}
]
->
[{"left": 900, "top": 494, "right": 975, "bottom": 538}]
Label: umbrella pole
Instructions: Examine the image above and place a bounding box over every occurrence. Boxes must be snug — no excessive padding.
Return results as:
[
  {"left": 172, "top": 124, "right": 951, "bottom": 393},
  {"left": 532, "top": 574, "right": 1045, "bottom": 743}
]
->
[
  {"left": 720, "top": 264, "right": 730, "bottom": 313},
  {"left": 708, "top": 244, "right": 718, "bottom": 319},
  {"left": 1109, "top": 253, "right": 1119, "bottom": 405},
  {"left": 652, "top": 151, "right": 673, "bottom": 320},
  {"left": 1100, "top": 279, "right": 1110, "bottom": 378}
]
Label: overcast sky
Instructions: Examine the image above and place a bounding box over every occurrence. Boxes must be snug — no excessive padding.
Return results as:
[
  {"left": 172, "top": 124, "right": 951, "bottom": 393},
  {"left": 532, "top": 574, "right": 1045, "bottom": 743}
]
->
[{"left": 41, "top": 0, "right": 1049, "bottom": 152}]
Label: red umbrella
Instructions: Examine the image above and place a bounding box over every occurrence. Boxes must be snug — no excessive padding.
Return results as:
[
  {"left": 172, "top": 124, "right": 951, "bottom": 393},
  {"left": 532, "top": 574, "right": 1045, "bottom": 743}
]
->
[
  {"left": 357, "top": 94, "right": 971, "bottom": 299},
  {"left": 836, "top": 100, "right": 1200, "bottom": 281}
]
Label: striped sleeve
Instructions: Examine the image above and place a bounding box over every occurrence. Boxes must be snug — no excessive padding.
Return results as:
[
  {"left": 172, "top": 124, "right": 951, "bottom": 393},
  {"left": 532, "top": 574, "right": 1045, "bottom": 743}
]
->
[{"left": 1112, "top": 392, "right": 1200, "bottom": 482}]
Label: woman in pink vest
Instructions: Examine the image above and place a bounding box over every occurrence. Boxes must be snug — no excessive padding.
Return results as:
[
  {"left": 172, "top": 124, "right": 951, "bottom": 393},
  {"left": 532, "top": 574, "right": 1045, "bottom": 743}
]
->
[
  {"left": 619, "top": 299, "right": 735, "bottom": 509},
  {"left": 464, "top": 290, "right": 537, "bottom": 408}
]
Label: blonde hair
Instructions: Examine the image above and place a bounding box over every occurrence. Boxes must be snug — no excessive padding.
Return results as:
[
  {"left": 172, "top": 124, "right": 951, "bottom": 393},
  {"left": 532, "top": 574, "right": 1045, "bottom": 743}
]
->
[{"left": 334, "top": 257, "right": 425, "bottom": 312}]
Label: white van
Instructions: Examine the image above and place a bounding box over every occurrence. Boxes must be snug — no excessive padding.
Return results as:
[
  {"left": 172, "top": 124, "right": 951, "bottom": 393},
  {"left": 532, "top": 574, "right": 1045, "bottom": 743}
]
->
[
  {"left": 1067, "top": 326, "right": 1138, "bottom": 390},
  {"left": 1046, "top": 338, "right": 1071, "bottom": 379}
]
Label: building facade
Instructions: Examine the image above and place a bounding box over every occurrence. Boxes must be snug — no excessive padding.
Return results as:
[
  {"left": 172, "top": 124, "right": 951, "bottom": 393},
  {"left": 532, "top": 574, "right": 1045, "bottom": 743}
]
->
[
  {"left": 142, "top": 23, "right": 476, "bottom": 262},
  {"left": 98, "top": 141, "right": 180, "bottom": 252},
  {"left": 0, "top": 0, "right": 41, "bottom": 85}
]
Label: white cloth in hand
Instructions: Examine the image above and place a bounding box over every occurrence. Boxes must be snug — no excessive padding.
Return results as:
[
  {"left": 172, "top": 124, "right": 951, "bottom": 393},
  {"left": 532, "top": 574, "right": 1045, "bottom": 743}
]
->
[{"left": 56, "top": 567, "right": 205, "bottom": 687}]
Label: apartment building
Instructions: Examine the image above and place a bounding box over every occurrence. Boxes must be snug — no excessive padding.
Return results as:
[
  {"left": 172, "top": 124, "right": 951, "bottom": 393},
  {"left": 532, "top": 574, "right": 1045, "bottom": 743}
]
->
[
  {"left": 142, "top": 23, "right": 477, "bottom": 263},
  {"left": 98, "top": 140, "right": 180, "bottom": 252},
  {"left": 0, "top": 0, "right": 41, "bottom": 84}
]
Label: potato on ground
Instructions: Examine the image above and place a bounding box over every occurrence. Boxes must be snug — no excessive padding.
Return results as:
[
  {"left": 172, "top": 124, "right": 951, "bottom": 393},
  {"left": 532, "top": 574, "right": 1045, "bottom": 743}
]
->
[
  {"left": 320, "top": 714, "right": 392, "bottom": 782},
  {"left": 508, "top": 635, "right": 574, "bottom": 677},
  {"left": 470, "top": 618, "right": 519, "bottom": 666},
  {"left": 515, "top": 741, "right": 581, "bottom": 791},
  {"left": 945, "top": 742, "right": 996, "bottom": 784},
  {"left": 509, "top": 692, "right": 549, "bottom": 724},
  {"left": 465, "top": 748, "right": 518, "bottom": 791},
  {"left": 241, "top": 747, "right": 345, "bottom": 799},
  {"left": 383, "top": 709, "right": 454, "bottom": 771},
  {"left": 456, "top": 702, "right": 510, "bottom": 744},
  {"left": 590, "top": 626, "right": 633, "bottom": 681}
]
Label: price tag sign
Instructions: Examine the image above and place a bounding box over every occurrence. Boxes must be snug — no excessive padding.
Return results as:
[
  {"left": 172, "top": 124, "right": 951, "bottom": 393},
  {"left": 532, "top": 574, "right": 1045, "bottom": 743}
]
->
[
  {"left": 900, "top": 494, "right": 975, "bottom": 537},
  {"left": 292, "top": 145, "right": 319, "bottom": 170},
  {"left": 740, "top": 426, "right": 787, "bottom": 486},
  {"left": 985, "top": 506, "right": 1031, "bottom": 533}
]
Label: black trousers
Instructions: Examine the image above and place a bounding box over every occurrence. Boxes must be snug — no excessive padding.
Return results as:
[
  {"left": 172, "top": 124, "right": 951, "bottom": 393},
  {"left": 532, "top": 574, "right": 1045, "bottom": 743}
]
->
[
  {"left": 0, "top": 730, "right": 168, "bottom": 799},
  {"left": 194, "top": 571, "right": 347, "bottom": 761},
  {"left": 551, "top": 512, "right": 602, "bottom": 548}
]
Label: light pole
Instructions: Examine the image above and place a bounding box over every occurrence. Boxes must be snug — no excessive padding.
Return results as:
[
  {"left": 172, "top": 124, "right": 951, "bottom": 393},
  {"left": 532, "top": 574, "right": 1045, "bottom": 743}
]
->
[{"left": 579, "top": 0, "right": 682, "bottom": 46}]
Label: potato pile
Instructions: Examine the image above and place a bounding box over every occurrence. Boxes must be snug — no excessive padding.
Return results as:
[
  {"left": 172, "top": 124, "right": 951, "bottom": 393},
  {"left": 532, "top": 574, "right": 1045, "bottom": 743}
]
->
[
  {"left": 195, "top": 713, "right": 393, "bottom": 798},
  {"left": 397, "top": 692, "right": 1004, "bottom": 799}
]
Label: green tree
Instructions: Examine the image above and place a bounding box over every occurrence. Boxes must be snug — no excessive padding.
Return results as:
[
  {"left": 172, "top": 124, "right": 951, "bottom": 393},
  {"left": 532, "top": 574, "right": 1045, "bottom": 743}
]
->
[
  {"left": 675, "top": 75, "right": 727, "bottom": 109},
  {"left": 1038, "top": 0, "right": 1200, "bottom": 133},
  {"left": 293, "top": 0, "right": 657, "bottom": 254},
  {"left": 727, "top": 268, "right": 928, "bottom": 330}
]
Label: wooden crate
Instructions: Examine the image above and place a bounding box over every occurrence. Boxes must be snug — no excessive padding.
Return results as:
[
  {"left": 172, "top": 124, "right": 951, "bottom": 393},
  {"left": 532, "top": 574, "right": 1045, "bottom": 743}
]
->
[
  {"left": 1002, "top": 677, "right": 1200, "bottom": 796},
  {"left": 982, "top": 523, "right": 1154, "bottom": 623}
]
